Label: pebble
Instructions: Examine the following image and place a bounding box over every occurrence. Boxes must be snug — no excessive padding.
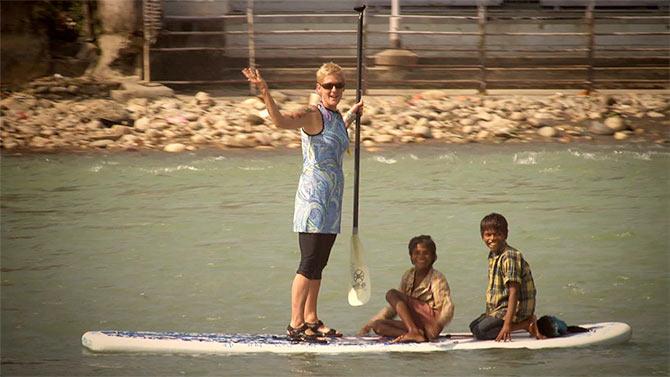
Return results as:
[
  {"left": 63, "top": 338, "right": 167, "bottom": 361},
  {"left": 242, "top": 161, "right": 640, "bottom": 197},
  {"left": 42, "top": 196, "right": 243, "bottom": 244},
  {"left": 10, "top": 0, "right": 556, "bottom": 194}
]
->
[
  {"left": 164, "top": 143, "right": 186, "bottom": 153},
  {"left": 604, "top": 116, "right": 626, "bottom": 131},
  {"left": 588, "top": 121, "right": 615, "bottom": 136},
  {"left": 538, "top": 126, "right": 558, "bottom": 138}
]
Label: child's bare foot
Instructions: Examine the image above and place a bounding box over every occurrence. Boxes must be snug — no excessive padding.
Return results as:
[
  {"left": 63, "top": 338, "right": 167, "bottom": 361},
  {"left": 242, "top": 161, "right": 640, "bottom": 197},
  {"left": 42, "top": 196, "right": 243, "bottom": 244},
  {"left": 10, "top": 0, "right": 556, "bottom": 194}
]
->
[
  {"left": 528, "top": 315, "right": 546, "bottom": 340},
  {"left": 391, "top": 331, "right": 426, "bottom": 343}
]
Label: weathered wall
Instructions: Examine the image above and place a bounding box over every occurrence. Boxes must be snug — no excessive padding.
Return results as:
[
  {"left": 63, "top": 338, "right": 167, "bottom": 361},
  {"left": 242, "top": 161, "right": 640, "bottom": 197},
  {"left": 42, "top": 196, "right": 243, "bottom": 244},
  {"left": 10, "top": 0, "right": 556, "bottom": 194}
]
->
[
  {"left": 1, "top": 0, "right": 143, "bottom": 86},
  {"left": 90, "top": 0, "right": 142, "bottom": 78},
  {"left": 0, "top": 3, "right": 51, "bottom": 86}
]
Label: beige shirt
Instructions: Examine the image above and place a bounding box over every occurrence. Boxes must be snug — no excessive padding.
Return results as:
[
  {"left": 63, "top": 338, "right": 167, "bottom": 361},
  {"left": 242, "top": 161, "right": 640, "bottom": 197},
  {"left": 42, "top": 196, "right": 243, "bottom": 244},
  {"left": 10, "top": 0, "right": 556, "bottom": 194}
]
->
[{"left": 370, "top": 267, "right": 455, "bottom": 328}]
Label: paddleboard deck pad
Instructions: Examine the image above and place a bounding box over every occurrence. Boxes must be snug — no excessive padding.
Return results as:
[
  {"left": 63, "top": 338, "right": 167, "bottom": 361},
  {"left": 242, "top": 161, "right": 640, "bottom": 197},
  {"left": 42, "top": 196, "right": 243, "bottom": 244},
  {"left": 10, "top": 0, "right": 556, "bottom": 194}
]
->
[{"left": 82, "top": 322, "right": 631, "bottom": 354}]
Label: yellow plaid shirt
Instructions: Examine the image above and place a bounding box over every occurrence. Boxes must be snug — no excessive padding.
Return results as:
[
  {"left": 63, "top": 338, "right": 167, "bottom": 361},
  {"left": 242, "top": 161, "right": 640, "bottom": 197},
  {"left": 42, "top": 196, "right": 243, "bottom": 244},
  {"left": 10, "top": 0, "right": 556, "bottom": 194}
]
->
[{"left": 486, "top": 245, "right": 536, "bottom": 322}]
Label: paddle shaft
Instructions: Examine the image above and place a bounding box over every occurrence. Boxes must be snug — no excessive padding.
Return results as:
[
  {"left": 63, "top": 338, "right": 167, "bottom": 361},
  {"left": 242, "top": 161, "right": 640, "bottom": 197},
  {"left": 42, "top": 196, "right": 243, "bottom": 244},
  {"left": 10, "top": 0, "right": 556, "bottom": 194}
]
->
[{"left": 353, "top": 5, "right": 365, "bottom": 233}]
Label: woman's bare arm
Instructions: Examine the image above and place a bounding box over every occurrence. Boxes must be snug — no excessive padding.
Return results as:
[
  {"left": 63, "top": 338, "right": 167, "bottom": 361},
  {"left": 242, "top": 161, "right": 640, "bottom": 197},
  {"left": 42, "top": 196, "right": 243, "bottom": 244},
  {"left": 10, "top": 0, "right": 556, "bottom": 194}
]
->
[{"left": 242, "top": 68, "right": 322, "bottom": 134}]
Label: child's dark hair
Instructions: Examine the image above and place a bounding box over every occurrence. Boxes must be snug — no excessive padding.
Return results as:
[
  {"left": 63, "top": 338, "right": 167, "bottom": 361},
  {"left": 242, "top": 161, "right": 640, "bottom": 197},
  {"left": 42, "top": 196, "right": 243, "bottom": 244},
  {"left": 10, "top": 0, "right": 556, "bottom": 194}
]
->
[
  {"left": 480, "top": 213, "right": 508, "bottom": 237},
  {"left": 408, "top": 235, "right": 437, "bottom": 258}
]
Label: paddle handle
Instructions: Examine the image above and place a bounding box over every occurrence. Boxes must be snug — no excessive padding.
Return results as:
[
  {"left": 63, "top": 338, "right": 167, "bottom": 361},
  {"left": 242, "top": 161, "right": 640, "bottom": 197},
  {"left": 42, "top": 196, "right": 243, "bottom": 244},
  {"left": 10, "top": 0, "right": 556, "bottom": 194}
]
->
[{"left": 353, "top": 5, "right": 365, "bottom": 233}]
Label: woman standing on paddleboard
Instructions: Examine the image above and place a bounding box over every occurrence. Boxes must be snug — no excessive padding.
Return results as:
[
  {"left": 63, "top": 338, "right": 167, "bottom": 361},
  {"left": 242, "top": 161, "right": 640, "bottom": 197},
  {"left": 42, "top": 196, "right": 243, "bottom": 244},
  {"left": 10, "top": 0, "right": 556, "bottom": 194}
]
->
[{"left": 243, "top": 63, "right": 364, "bottom": 340}]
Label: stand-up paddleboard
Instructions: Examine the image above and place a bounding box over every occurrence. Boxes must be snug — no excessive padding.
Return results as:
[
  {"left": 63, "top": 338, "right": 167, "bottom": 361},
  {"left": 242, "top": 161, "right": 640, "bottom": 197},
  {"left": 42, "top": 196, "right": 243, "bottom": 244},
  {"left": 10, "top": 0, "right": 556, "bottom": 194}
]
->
[{"left": 82, "top": 322, "right": 631, "bottom": 355}]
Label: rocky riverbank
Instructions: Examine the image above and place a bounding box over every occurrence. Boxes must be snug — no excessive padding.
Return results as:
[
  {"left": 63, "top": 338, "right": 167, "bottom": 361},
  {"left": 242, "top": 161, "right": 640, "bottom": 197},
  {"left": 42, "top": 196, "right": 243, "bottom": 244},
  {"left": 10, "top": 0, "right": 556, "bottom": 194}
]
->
[{"left": 1, "top": 77, "right": 669, "bottom": 153}]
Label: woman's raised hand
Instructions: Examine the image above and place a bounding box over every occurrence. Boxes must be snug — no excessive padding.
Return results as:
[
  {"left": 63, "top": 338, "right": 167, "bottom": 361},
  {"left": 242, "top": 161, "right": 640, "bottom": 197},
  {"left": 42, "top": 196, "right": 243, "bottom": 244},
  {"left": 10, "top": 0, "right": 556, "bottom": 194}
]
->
[{"left": 242, "top": 67, "right": 268, "bottom": 92}]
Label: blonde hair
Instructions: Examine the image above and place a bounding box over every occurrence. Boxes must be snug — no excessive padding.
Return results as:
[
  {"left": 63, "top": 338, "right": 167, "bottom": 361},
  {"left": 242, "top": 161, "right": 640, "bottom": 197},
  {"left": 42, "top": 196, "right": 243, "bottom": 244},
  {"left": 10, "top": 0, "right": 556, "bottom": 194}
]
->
[{"left": 316, "top": 62, "right": 344, "bottom": 83}]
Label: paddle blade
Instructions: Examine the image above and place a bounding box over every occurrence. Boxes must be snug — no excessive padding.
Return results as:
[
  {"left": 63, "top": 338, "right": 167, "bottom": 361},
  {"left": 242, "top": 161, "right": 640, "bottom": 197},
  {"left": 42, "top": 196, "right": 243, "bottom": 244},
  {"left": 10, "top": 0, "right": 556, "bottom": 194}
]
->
[{"left": 348, "top": 233, "right": 371, "bottom": 306}]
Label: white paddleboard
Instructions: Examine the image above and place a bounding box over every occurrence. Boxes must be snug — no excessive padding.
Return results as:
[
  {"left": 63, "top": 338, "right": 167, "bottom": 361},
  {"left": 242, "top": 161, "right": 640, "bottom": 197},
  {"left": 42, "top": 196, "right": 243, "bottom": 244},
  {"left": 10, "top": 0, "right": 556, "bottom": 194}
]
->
[{"left": 82, "top": 322, "right": 631, "bottom": 355}]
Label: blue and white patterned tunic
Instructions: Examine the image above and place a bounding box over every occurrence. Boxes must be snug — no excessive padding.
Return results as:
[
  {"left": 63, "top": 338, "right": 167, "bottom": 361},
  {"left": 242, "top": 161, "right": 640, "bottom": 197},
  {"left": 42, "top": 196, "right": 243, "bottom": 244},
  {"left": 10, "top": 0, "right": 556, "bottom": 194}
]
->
[{"left": 292, "top": 103, "right": 349, "bottom": 234}]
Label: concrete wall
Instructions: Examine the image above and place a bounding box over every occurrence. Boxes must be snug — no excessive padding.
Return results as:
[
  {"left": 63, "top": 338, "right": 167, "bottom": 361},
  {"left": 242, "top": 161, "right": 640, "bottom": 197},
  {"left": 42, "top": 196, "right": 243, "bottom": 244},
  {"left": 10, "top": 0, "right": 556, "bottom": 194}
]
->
[{"left": 98, "top": 0, "right": 141, "bottom": 34}]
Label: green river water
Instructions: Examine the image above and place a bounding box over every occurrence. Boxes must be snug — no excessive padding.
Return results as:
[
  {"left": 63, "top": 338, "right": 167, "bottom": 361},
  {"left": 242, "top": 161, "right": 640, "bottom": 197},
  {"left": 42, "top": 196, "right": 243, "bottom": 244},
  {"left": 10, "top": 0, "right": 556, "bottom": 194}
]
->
[{"left": 1, "top": 144, "right": 668, "bottom": 376}]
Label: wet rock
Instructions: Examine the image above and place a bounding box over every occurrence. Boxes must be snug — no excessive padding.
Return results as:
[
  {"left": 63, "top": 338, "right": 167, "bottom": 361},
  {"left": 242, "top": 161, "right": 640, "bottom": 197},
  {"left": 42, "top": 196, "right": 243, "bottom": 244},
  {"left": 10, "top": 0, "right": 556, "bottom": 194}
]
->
[
  {"left": 604, "top": 116, "right": 626, "bottom": 131},
  {"left": 476, "top": 130, "right": 490, "bottom": 140},
  {"left": 29, "top": 136, "right": 50, "bottom": 148},
  {"left": 538, "top": 126, "right": 558, "bottom": 138},
  {"left": 412, "top": 124, "right": 432, "bottom": 139},
  {"left": 588, "top": 121, "right": 615, "bottom": 136},
  {"left": 254, "top": 132, "right": 273, "bottom": 146},
  {"left": 164, "top": 143, "right": 186, "bottom": 153},
  {"left": 90, "top": 139, "right": 114, "bottom": 148},
  {"left": 528, "top": 112, "right": 554, "bottom": 128},
  {"left": 614, "top": 131, "right": 630, "bottom": 141}
]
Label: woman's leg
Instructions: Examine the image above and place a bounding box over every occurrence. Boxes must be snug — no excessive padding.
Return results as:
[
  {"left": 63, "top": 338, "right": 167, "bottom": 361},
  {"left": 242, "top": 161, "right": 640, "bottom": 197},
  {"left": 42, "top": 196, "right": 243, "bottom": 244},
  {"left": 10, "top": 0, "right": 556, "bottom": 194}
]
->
[
  {"left": 303, "top": 234, "right": 336, "bottom": 332},
  {"left": 304, "top": 279, "right": 321, "bottom": 323},
  {"left": 290, "top": 273, "right": 310, "bottom": 328},
  {"left": 293, "top": 233, "right": 334, "bottom": 329}
]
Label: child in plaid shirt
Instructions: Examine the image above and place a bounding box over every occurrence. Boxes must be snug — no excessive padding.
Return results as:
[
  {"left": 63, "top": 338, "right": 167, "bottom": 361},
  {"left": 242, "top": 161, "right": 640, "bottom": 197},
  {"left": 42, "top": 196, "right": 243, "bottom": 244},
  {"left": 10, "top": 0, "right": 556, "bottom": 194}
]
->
[{"left": 469, "top": 213, "right": 545, "bottom": 341}]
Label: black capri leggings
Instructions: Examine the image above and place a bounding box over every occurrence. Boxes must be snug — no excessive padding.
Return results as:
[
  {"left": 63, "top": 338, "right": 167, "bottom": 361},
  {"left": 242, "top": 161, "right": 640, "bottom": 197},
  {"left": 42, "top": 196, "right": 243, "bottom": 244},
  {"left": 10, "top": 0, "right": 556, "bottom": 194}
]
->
[{"left": 297, "top": 232, "right": 337, "bottom": 280}]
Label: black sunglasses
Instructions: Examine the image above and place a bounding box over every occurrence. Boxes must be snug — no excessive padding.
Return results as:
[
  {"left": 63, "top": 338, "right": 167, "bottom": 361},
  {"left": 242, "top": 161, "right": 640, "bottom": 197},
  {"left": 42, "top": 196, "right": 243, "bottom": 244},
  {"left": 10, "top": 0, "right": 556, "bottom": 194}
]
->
[{"left": 319, "top": 82, "right": 345, "bottom": 90}]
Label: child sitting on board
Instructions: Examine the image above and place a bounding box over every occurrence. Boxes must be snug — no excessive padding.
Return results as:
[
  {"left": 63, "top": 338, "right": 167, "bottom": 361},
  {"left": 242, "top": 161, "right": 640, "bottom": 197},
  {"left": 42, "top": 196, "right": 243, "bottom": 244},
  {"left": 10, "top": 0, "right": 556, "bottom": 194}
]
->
[
  {"left": 469, "top": 213, "right": 545, "bottom": 341},
  {"left": 357, "top": 235, "right": 454, "bottom": 343}
]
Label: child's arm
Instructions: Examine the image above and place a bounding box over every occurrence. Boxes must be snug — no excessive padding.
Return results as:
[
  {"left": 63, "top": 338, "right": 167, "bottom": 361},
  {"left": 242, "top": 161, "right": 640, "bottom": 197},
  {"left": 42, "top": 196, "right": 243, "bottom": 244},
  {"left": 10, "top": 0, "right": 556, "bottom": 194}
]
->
[
  {"left": 496, "top": 281, "right": 520, "bottom": 342},
  {"left": 434, "top": 277, "right": 455, "bottom": 331},
  {"left": 357, "top": 306, "right": 395, "bottom": 336}
]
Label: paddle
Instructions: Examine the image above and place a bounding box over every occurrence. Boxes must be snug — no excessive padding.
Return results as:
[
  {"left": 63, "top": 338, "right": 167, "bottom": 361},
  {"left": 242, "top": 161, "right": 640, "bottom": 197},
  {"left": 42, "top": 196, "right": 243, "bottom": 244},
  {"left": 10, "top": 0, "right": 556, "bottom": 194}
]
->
[{"left": 348, "top": 4, "right": 371, "bottom": 307}]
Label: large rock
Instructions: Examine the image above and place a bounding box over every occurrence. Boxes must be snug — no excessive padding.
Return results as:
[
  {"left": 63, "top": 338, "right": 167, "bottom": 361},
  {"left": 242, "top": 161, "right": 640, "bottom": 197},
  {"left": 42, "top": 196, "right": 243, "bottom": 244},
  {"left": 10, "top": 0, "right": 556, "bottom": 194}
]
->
[
  {"left": 614, "top": 131, "right": 630, "bottom": 141},
  {"left": 190, "top": 134, "right": 208, "bottom": 144},
  {"left": 588, "top": 121, "right": 615, "bottom": 136},
  {"left": 110, "top": 81, "right": 175, "bottom": 102},
  {"left": 247, "top": 114, "right": 265, "bottom": 126},
  {"left": 537, "top": 126, "right": 558, "bottom": 138},
  {"left": 134, "top": 117, "right": 151, "bottom": 131},
  {"left": 412, "top": 123, "right": 432, "bottom": 139},
  {"left": 90, "top": 139, "right": 114, "bottom": 148},
  {"left": 163, "top": 143, "right": 186, "bottom": 153},
  {"left": 604, "top": 116, "right": 626, "bottom": 131}
]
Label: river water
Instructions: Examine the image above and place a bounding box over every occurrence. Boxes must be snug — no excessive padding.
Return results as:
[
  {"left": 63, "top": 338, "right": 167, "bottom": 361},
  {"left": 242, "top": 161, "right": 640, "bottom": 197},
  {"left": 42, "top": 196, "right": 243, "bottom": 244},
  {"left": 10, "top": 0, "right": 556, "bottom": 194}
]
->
[{"left": 1, "top": 144, "right": 668, "bottom": 376}]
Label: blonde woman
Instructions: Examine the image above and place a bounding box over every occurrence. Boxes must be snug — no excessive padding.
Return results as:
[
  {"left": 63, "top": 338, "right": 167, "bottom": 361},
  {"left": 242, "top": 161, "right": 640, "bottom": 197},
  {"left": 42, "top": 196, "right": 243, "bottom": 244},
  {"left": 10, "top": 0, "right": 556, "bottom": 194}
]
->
[{"left": 243, "top": 63, "right": 364, "bottom": 340}]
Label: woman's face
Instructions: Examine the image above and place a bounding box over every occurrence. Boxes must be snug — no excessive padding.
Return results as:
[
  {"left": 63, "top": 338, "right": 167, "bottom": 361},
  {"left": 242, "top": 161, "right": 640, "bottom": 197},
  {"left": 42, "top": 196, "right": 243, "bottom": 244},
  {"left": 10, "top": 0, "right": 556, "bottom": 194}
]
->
[{"left": 316, "top": 73, "right": 345, "bottom": 110}]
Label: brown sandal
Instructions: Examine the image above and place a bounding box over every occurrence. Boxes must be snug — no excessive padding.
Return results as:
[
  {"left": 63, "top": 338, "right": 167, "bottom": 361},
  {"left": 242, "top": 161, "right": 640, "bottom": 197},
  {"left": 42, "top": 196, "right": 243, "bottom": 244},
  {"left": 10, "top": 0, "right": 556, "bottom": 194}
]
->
[
  {"left": 306, "top": 320, "right": 342, "bottom": 338},
  {"left": 286, "top": 323, "right": 307, "bottom": 340}
]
